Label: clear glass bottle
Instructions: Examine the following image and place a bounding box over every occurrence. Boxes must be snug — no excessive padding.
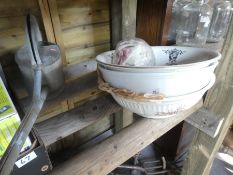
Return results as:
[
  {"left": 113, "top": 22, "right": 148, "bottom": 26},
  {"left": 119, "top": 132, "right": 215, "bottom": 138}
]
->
[
  {"left": 207, "top": 0, "right": 232, "bottom": 42},
  {"left": 168, "top": 0, "right": 192, "bottom": 42},
  {"left": 176, "top": 0, "right": 213, "bottom": 46}
]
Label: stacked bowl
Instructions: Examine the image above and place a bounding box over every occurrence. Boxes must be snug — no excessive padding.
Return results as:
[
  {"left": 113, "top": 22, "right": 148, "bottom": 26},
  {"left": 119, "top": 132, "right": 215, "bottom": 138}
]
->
[{"left": 96, "top": 46, "right": 221, "bottom": 118}]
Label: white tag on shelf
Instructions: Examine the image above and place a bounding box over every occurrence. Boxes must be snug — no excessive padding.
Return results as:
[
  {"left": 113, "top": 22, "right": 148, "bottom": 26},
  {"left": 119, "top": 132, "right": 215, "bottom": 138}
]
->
[{"left": 15, "top": 151, "right": 37, "bottom": 168}]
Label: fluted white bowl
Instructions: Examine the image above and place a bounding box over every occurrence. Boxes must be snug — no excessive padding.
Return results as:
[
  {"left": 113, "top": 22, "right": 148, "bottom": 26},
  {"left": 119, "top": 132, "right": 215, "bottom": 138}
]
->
[{"left": 111, "top": 75, "right": 215, "bottom": 118}]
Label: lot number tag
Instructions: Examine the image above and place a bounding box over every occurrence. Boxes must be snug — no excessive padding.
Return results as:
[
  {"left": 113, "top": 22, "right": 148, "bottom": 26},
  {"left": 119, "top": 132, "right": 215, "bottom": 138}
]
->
[{"left": 15, "top": 151, "right": 37, "bottom": 168}]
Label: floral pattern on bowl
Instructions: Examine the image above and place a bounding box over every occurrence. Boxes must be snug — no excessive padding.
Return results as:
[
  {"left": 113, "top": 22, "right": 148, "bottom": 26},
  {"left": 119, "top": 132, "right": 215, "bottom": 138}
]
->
[{"left": 163, "top": 48, "right": 185, "bottom": 65}]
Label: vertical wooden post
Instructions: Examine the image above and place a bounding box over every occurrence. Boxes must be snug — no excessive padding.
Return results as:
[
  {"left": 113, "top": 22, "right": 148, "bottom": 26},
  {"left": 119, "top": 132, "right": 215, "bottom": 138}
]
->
[
  {"left": 38, "top": 0, "right": 67, "bottom": 65},
  {"left": 181, "top": 18, "right": 233, "bottom": 175},
  {"left": 109, "top": 0, "right": 137, "bottom": 131},
  {"left": 136, "top": 0, "right": 173, "bottom": 45},
  {"left": 38, "top": 0, "right": 56, "bottom": 43},
  {"left": 109, "top": 0, "right": 122, "bottom": 49},
  {"left": 115, "top": 109, "right": 134, "bottom": 132},
  {"left": 122, "top": 0, "right": 137, "bottom": 39},
  {"left": 160, "top": 0, "right": 173, "bottom": 45}
]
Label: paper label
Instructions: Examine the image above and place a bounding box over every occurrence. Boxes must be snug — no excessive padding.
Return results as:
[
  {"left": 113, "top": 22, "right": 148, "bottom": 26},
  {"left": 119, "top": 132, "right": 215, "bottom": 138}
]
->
[
  {"left": 15, "top": 151, "right": 37, "bottom": 168},
  {"left": 0, "top": 79, "right": 15, "bottom": 119}
]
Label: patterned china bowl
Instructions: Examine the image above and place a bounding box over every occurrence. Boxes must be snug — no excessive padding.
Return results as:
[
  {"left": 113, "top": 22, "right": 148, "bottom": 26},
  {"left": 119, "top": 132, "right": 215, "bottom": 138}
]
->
[{"left": 96, "top": 46, "right": 221, "bottom": 73}]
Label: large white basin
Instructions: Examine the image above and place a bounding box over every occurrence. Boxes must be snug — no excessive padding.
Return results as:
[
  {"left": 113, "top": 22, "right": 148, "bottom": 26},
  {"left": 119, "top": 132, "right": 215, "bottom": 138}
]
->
[
  {"left": 96, "top": 46, "right": 220, "bottom": 118},
  {"left": 98, "top": 62, "right": 218, "bottom": 97},
  {"left": 96, "top": 46, "right": 221, "bottom": 73}
]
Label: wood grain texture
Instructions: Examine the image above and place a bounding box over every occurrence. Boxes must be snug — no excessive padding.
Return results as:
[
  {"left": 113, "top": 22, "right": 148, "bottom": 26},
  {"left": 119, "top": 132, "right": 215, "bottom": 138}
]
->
[
  {"left": 14, "top": 73, "right": 103, "bottom": 122},
  {"left": 175, "top": 122, "right": 196, "bottom": 169},
  {"left": 109, "top": 0, "right": 137, "bottom": 45},
  {"left": 118, "top": 0, "right": 137, "bottom": 129},
  {"left": 0, "top": 27, "right": 25, "bottom": 54},
  {"left": 62, "top": 23, "right": 110, "bottom": 49},
  {"left": 182, "top": 18, "right": 233, "bottom": 175},
  {"left": 49, "top": 116, "right": 114, "bottom": 154},
  {"left": 0, "top": 0, "right": 40, "bottom": 17},
  {"left": 109, "top": 0, "right": 122, "bottom": 49},
  {"left": 56, "top": 0, "right": 110, "bottom": 65},
  {"left": 175, "top": 41, "right": 224, "bottom": 169},
  {"left": 47, "top": 0, "right": 67, "bottom": 65},
  {"left": 7, "top": 60, "right": 98, "bottom": 99},
  {"left": 38, "top": 0, "right": 56, "bottom": 42},
  {"left": 36, "top": 96, "right": 120, "bottom": 147},
  {"left": 114, "top": 109, "right": 134, "bottom": 132},
  {"left": 65, "top": 43, "right": 110, "bottom": 65},
  {"left": 160, "top": 0, "right": 173, "bottom": 45},
  {"left": 57, "top": 0, "right": 109, "bottom": 30},
  {"left": 0, "top": 0, "right": 42, "bottom": 68},
  {"left": 122, "top": 0, "right": 137, "bottom": 39},
  {"left": 109, "top": 0, "right": 137, "bottom": 132},
  {"left": 185, "top": 108, "right": 224, "bottom": 138},
  {"left": 7, "top": 61, "right": 103, "bottom": 122},
  {"left": 64, "top": 60, "right": 97, "bottom": 82},
  {"left": 50, "top": 101, "right": 202, "bottom": 175},
  {"left": 136, "top": 0, "right": 171, "bottom": 45}
]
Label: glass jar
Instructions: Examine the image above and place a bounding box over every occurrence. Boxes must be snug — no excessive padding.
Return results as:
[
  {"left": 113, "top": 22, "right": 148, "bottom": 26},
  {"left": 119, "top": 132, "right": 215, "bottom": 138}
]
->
[
  {"left": 207, "top": 0, "right": 232, "bottom": 42},
  {"left": 168, "top": 0, "right": 192, "bottom": 42},
  {"left": 176, "top": 0, "right": 213, "bottom": 46}
]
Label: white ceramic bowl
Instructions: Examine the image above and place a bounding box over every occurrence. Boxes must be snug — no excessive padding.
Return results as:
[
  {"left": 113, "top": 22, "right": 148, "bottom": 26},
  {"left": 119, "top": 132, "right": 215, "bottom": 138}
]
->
[
  {"left": 96, "top": 46, "right": 221, "bottom": 73},
  {"left": 111, "top": 75, "right": 215, "bottom": 118},
  {"left": 98, "top": 62, "right": 218, "bottom": 97}
]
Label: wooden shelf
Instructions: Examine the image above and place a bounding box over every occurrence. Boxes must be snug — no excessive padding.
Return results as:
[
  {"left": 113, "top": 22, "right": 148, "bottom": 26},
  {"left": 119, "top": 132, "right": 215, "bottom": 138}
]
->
[
  {"left": 36, "top": 96, "right": 121, "bottom": 147},
  {"left": 9, "top": 70, "right": 105, "bottom": 122},
  {"left": 35, "top": 95, "right": 121, "bottom": 148},
  {"left": 50, "top": 101, "right": 203, "bottom": 175}
]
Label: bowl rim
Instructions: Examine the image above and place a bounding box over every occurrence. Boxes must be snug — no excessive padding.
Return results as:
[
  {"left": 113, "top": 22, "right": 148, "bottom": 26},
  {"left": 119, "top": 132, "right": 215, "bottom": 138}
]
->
[
  {"left": 96, "top": 46, "right": 221, "bottom": 70},
  {"left": 98, "top": 61, "right": 219, "bottom": 74}
]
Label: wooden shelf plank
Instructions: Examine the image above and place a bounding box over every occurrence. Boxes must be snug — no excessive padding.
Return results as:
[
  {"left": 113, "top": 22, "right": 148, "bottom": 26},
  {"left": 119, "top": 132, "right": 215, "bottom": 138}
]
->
[
  {"left": 6, "top": 59, "right": 103, "bottom": 122},
  {"left": 64, "top": 59, "right": 97, "bottom": 83},
  {"left": 36, "top": 96, "right": 121, "bottom": 147},
  {"left": 50, "top": 101, "right": 202, "bottom": 175},
  {"left": 17, "top": 73, "right": 104, "bottom": 122},
  {"left": 185, "top": 108, "right": 224, "bottom": 138}
]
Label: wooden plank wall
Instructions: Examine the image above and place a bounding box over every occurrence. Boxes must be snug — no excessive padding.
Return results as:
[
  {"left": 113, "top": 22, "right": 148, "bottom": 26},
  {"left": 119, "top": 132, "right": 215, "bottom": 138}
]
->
[
  {"left": 57, "top": 0, "right": 110, "bottom": 65},
  {"left": 0, "top": 0, "right": 110, "bottom": 69},
  {"left": 0, "top": 0, "right": 114, "bottom": 157},
  {"left": 0, "top": 0, "right": 42, "bottom": 69},
  {"left": 0, "top": 0, "right": 111, "bottom": 122}
]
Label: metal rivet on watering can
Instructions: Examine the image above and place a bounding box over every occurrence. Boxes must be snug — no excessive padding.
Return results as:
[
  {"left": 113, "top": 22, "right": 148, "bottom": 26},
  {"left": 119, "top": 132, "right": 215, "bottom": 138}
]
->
[{"left": 41, "top": 165, "right": 49, "bottom": 172}]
